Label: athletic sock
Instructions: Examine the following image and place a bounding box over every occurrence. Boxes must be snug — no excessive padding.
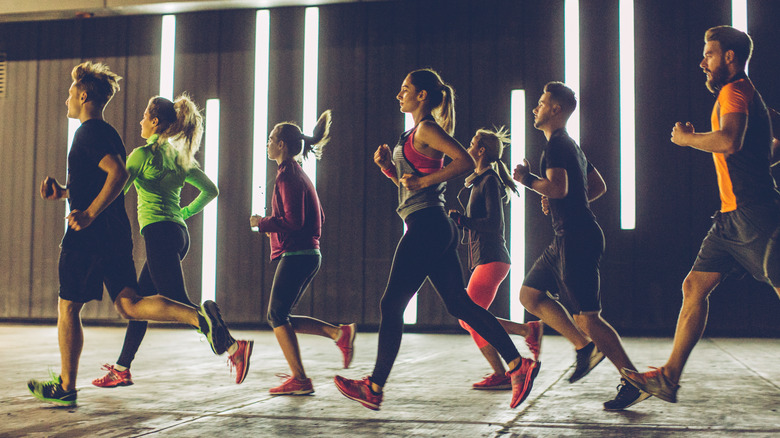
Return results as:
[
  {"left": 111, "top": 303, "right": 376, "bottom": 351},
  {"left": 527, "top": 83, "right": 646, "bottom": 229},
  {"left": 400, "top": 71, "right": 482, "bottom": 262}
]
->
[
  {"left": 114, "top": 364, "right": 128, "bottom": 372},
  {"left": 227, "top": 342, "right": 238, "bottom": 355}
]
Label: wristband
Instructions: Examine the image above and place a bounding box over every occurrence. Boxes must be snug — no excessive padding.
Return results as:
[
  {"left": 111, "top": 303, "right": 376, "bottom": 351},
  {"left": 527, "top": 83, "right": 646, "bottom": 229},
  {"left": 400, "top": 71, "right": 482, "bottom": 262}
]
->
[
  {"left": 382, "top": 167, "right": 397, "bottom": 179},
  {"left": 521, "top": 173, "right": 541, "bottom": 188}
]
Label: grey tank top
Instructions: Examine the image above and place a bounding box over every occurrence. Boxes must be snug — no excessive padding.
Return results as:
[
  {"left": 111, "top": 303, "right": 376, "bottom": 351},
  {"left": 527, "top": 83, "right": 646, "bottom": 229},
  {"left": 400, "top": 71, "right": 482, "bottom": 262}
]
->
[{"left": 393, "top": 122, "right": 446, "bottom": 220}]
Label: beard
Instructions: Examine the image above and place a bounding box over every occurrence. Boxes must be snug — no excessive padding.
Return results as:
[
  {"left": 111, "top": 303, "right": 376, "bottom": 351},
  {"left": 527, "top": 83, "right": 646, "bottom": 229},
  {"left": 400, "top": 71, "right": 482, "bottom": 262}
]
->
[{"left": 705, "top": 63, "right": 729, "bottom": 94}]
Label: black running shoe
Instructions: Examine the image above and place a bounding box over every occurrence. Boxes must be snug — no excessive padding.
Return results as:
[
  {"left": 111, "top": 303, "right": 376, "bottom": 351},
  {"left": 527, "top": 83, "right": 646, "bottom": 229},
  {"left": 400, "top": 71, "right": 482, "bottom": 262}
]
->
[
  {"left": 28, "top": 373, "right": 77, "bottom": 406},
  {"left": 568, "top": 342, "right": 605, "bottom": 383},
  {"left": 603, "top": 378, "right": 652, "bottom": 411},
  {"left": 198, "top": 300, "right": 230, "bottom": 355}
]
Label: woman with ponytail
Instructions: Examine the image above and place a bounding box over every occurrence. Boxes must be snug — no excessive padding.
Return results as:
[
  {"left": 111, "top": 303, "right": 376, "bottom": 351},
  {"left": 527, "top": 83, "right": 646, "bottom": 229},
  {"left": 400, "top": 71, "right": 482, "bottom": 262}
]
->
[
  {"left": 449, "top": 127, "right": 543, "bottom": 390},
  {"left": 250, "top": 110, "right": 357, "bottom": 396},
  {"left": 92, "top": 94, "right": 252, "bottom": 388},
  {"left": 334, "top": 69, "right": 538, "bottom": 411}
]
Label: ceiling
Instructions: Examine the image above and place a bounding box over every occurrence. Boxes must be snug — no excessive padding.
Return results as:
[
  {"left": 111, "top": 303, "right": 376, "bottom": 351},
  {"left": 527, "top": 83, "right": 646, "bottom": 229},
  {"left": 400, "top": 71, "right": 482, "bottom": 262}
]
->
[{"left": 0, "top": 0, "right": 387, "bottom": 22}]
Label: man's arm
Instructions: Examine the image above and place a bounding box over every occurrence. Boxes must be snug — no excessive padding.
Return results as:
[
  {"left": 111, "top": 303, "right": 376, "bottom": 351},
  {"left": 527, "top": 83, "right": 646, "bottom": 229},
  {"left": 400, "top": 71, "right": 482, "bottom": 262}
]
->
[
  {"left": 67, "top": 154, "right": 129, "bottom": 230},
  {"left": 587, "top": 166, "right": 607, "bottom": 202},
  {"left": 513, "top": 159, "right": 568, "bottom": 199},
  {"left": 671, "top": 112, "right": 747, "bottom": 154}
]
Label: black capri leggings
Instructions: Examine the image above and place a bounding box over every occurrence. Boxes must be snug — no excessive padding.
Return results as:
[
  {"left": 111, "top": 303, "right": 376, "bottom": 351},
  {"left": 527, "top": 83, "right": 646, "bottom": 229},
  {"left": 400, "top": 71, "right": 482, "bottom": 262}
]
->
[
  {"left": 117, "top": 221, "right": 192, "bottom": 368},
  {"left": 371, "top": 207, "right": 520, "bottom": 386},
  {"left": 267, "top": 254, "right": 322, "bottom": 328}
]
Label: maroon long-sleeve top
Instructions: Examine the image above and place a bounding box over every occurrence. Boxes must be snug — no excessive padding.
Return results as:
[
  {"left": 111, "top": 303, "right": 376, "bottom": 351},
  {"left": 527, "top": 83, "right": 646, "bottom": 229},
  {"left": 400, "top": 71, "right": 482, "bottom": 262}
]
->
[{"left": 256, "top": 159, "right": 324, "bottom": 260}]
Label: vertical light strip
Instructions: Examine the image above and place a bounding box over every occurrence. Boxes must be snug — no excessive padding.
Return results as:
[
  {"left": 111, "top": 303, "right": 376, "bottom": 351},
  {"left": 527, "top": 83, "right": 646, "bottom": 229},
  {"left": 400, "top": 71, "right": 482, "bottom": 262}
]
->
[
  {"left": 619, "top": 0, "right": 636, "bottom": 230},
  {"left": 159, "top": 14, "right": 176, "bottom": 100},
  {"left": 510, "top": 90, "right": 526, "bottom": 323},
  {"left": 564, "top": 0, "right": 580, "bottom": 144},
  {"left": 301, "top": 7, "right": 319, "bottom": 185},
  {"left": 64, "top": 119, "right": 80, "bottom": 228},
  {"left": 252, "top": 10, "right": 271, "bottom": 220},
  {"left": 201, "top": 99, "right": 220, "bottom": 302},
  {"left": 732, "top": 0, "right": 748, "bottom": 33},
  {"left": 732, "top": 0, "right": 748, "bottom": 74},
  {"left": 402, "top": 113, "right": 417, "bottom": 324}
]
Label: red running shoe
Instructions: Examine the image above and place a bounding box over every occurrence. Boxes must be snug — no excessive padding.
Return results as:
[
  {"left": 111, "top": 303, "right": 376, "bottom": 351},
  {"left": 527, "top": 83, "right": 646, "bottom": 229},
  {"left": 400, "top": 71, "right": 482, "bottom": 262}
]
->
[
  {"left": 228, "top": 340, "right": 253, "bottom": 384},
  {"left": 334, "top": 375, "right": 382, "bottom": 410},
  {"left": 524, "top": 321, "right": 543, "bottom": 361},
  {"left": 508, "top": 358, "right": 541, "bottom": 408},
  {"left": 472, "top": 373, "right": 512, "bottom": 390},
  {"left": 269, "top": 374, "right": 314, "bottom": 395},
  {"left": 336, "top": 323, "right": 356, "bottom": 368},
  {"left": 92, "top": 364, "right": 133, "bottom": 388}
]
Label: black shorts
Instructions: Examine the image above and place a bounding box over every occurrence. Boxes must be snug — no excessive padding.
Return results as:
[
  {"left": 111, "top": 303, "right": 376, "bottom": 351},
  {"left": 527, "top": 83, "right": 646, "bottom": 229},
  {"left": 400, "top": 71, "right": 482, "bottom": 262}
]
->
[
  {"left": 58, "top": 249, "right": 139, "bottom": 303},
  {"left": 523, "top": 221, "right": 604, "bottom": 314},
  {"left": 692, "top": 202, "right": 780, "bottom": 287}
]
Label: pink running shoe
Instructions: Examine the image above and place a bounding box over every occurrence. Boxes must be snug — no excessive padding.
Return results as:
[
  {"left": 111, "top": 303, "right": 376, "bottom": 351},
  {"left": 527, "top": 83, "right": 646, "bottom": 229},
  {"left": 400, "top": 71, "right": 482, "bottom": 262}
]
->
[
  {"left": 525, "top": 320, "right": 543, "bottom": 361},
  {"left": 472, "top": 373, "right": 512, "bottom": 390},
  {"left": 269, "top": 374, "right": 314, "bottom": 395},
  {"left": 92, "top": 364, "right": 133, "bottom": 388},
  {"left": 228, "top": 340, "right": 253, "bottom": 384},
  {"left": 508, "top": 358, "right": 541, "bottom": 408},
  {"left": 336, "top": 323, "right": 356, "bottom": 368},
  {"left": 334, "top": 375, "right": 382, "bottom": 410}
]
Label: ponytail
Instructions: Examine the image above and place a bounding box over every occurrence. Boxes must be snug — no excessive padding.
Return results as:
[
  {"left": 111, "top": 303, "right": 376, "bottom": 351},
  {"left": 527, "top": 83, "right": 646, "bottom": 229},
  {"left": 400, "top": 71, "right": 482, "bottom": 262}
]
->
[
  {"left": 275, "top": 109, "right": 333, "bottom": 161},
  {"left": 408, "top": 68, "right": 456, "bottom": 135},
  {"left": 147, "top": 93, "right": 204, "bottom": 171},
  {"left": 476, "top": 127, "right": 519, "bottom": 202}
]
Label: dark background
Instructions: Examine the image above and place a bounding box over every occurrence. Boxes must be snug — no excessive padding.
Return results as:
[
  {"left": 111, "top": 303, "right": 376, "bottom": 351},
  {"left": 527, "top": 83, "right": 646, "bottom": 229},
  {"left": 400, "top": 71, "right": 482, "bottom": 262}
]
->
[{"left": 1, "top": 0, "right": 778, "bottom": 336}]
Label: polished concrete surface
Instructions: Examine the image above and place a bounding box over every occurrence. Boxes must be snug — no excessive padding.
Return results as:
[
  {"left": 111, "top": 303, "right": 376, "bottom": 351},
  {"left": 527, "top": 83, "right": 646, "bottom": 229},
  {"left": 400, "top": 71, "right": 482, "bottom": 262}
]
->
[{"left": 1, "top": 324, "right": 778, "bottom": 437}]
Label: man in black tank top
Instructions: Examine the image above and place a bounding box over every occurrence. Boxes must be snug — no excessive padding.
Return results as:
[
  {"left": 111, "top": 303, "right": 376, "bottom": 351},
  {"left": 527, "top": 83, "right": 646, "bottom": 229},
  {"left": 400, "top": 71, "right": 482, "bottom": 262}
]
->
[{"left": 514, "top": 82, "right": 650, "bottom": 411}]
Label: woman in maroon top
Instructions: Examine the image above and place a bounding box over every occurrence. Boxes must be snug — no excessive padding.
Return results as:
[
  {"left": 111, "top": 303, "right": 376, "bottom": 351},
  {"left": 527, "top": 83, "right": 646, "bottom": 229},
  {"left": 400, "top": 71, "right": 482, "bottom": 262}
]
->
[{"left": 250, "top": 110, "right": 356, "bottom": 395}]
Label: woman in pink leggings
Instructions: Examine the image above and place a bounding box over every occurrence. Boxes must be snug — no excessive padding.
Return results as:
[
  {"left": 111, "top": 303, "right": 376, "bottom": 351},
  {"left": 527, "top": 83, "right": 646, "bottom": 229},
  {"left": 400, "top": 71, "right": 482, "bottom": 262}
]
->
[{"left": 449, "top": 127, "right": 543, "bottom": 390}]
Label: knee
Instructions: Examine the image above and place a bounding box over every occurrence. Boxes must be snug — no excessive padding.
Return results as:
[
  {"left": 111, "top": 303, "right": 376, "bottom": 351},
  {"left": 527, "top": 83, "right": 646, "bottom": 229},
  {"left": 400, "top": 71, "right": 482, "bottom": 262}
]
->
[
  {"left": 57, "top": 299, "right": 82, "bottom": 319},
  {"left": 266, "top": 307, "right": 288, "bottom": 329},
  {"left": 519, "top": 286, "right": 543, "bottom": 310},
  {"left": 681, "top": 275, "right": 711, "bottom": 304},
  {"left": 113, "top": 289, "right": 141, "bottom": 320}
]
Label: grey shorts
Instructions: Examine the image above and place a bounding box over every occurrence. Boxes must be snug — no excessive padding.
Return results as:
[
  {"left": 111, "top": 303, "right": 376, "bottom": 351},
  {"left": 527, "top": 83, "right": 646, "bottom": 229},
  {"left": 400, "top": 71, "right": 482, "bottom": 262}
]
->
[
  {"left": 523, "top": 221, "right": 605, "bottom": 314},
  {"left": 692, "top": 202, "right": 780, "bottom": 287}
]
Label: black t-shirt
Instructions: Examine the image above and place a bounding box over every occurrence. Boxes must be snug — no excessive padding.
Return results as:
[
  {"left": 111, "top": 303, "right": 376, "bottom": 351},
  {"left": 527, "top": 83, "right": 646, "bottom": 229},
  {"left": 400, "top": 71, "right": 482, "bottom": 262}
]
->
[
  {"left": 61, "top": 119, "right": 133, "bottom": 253},
  {"left": 541, "top": 128, "right": 597, "bottom": 234}
]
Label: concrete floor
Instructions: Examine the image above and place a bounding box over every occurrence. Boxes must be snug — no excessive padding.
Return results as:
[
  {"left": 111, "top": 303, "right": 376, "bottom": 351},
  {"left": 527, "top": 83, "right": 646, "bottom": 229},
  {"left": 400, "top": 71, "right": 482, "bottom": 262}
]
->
[{"left": 0, "top": 324, "right": 778, "bottom": 437}]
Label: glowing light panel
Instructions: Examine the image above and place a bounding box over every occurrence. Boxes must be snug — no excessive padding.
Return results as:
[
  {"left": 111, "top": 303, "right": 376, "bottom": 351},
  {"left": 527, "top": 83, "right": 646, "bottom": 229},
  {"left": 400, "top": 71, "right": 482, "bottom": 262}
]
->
[
  {"left": 159, "top": 14, "right": 176, "bottom": 101},
  {"left": 252, "top": 10, "right": 271, "bottom": 220},
  {"left": 564, "top": 0, "right": 580, "bottom": 144},
  {"left": 403, "top": 112, "right": 417, "bottom": 324},
  {"left": 510, "top": 90, "right": 526, "bottom": 323},
  {"left": 301, "top": 7, "right": 319, "bottom": 184},
  {"left": 732, "top": 0, "right": 747, "bottom": 33},
  {"left": 201, "top": 99, "right": 220, "bottom": 302},
  {"left": 619, "top": 0, "right": 636, "bottom": 230}
]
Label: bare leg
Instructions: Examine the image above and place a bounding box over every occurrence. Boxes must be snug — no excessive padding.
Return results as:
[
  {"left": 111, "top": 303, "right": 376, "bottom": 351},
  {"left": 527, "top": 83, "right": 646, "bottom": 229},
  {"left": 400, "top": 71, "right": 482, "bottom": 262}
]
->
[
  {"left": 497, "top": 318, "right": 529, "bottom": 337},
  {"left": 520, "top": 286, "right": 590, "bottom": 349},
  {"left": 574, "top": 312, "right": 635, "bottom": 372},
  {"left": 662, "top": 271, "right": 721, "bottom": 383},
  {"left": 480, "top": 345, "right": 506, "bottom": 375},
  {"left": 58, "top": 298, "right": 85, "bottom": 391},
  {"left": 114, "top": 288, "right": 199, "bottom": 326},
  {"left": 274, "top": 323, "right": 306, "bottom": 379},
  {"left": 289, "top": 315, "right": 340, "bottom": 340}
]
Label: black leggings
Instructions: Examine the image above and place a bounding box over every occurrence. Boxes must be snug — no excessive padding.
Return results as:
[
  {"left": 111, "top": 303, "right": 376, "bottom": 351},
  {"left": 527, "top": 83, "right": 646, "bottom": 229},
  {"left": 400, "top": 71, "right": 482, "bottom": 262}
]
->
[
  {"left": 267, "top": 254, "right": 321, "bottom": 328},
  {"left": 117, "top": 221, "right": 192, "bottom": 368},
  {"left": 371, "top": 207, "right": 521, "bottom": 386}
]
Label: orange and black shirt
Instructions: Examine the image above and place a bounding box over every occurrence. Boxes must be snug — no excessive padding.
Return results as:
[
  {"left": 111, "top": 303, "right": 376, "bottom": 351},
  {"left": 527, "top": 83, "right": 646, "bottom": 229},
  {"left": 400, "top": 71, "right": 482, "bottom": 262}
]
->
[{"left": 710, "top": 73, "right": 776, "bottom": 212}]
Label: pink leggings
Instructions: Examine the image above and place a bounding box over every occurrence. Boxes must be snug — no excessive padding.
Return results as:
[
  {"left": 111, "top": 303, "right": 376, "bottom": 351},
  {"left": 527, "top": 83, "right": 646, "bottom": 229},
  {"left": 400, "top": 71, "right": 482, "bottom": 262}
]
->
[{"left": 459, "top": 261, "right": 511, "bottom": 349}]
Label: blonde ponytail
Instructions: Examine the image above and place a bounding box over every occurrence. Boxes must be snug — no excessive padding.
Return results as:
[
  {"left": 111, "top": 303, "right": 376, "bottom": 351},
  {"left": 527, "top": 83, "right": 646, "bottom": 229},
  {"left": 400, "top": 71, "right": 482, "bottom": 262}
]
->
[
  {"left": 476, "top": 127, "right": 519, "bottom": 202},
  {"left": 147, "top": 93, "right": 204, "bottom": 171}
]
